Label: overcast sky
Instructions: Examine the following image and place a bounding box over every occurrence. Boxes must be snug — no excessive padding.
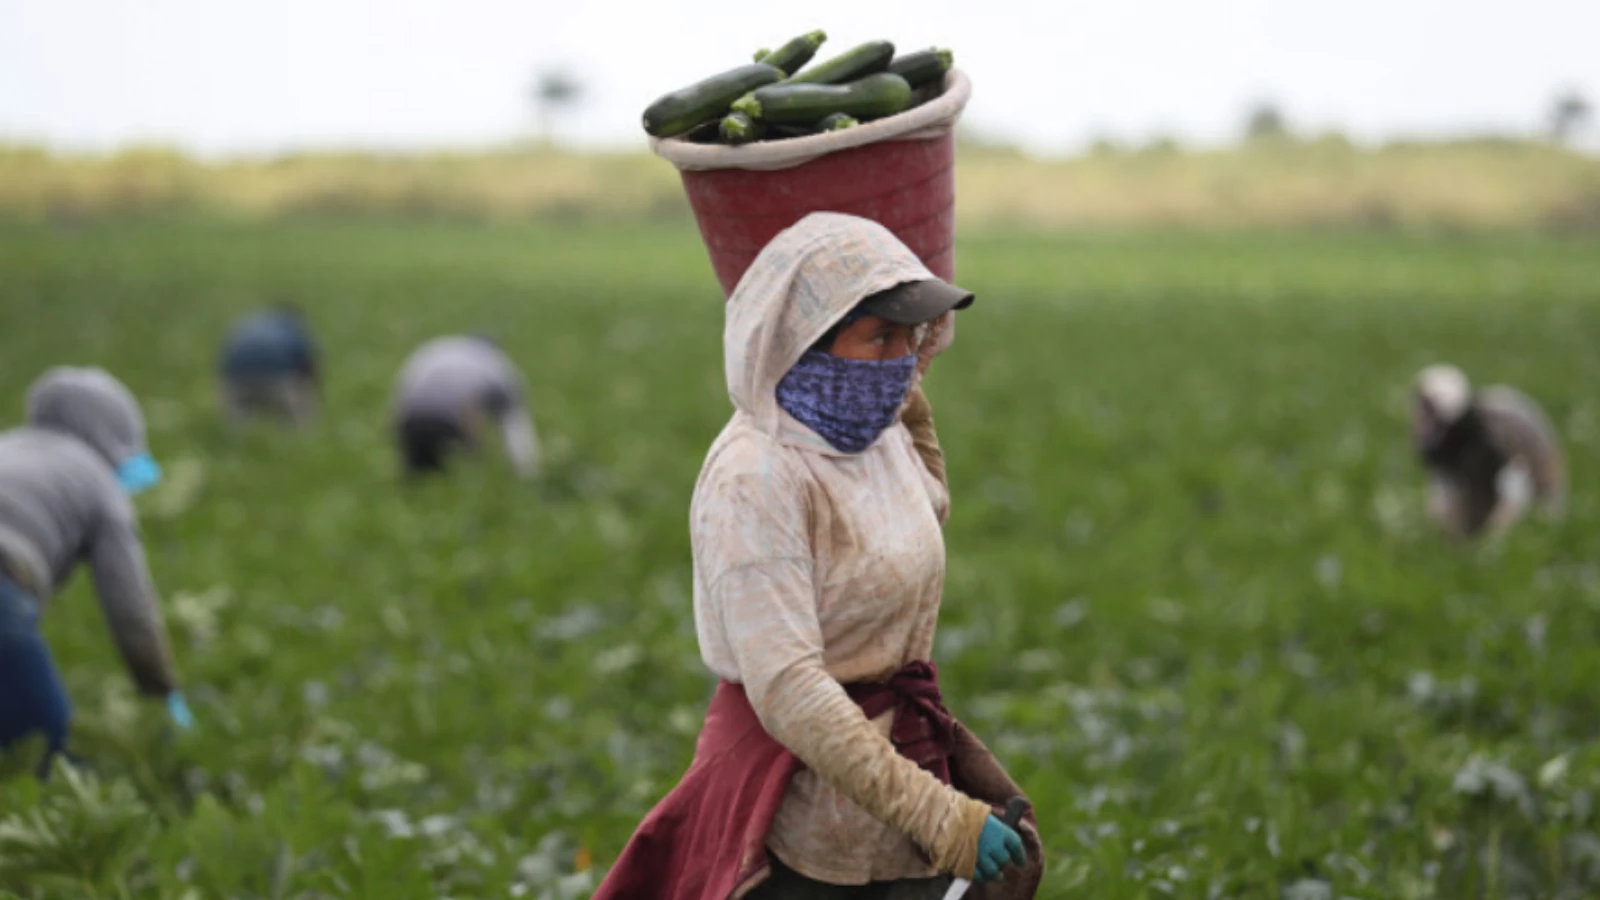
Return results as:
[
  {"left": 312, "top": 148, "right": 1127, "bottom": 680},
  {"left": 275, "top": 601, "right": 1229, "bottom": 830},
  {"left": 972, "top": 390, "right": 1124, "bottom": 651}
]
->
[{"left": 4, "top": 0, "right": 1597, "bottom": 157}]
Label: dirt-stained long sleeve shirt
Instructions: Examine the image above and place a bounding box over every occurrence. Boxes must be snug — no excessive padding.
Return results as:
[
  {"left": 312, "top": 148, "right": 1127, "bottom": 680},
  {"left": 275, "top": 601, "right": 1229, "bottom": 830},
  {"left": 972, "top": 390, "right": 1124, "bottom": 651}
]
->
[{"left": 691, "top": 212, "right": 988, "bottom": 885}]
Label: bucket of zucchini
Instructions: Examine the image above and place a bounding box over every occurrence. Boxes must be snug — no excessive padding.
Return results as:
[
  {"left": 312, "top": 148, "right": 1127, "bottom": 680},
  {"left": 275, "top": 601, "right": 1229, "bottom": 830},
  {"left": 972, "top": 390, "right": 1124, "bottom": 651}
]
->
[
  {"left": 641, "top": 31, "right": 963, "bottom": 157},
  {"left": 644, "top": 30, "right": 971, "bottom": 297}
]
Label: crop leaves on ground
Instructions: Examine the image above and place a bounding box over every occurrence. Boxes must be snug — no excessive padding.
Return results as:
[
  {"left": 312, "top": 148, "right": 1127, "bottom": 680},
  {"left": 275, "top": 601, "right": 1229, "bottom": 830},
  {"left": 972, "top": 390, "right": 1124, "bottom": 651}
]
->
[{"left": 0, "top": 221, "right": 1597, "bottom": 898}]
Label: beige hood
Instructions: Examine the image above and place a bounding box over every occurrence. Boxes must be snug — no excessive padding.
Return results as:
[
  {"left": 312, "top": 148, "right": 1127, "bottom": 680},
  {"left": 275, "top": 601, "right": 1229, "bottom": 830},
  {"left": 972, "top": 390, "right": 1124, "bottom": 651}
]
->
[{"left": 723, "top": 212, "right": 945, "bottom": 449}]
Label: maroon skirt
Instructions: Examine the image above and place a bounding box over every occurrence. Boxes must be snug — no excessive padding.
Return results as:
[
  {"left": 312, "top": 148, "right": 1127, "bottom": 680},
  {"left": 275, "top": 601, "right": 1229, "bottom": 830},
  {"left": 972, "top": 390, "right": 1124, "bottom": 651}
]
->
[{"left": 591, "top": 660, "right": 1042, "bottom": 900}]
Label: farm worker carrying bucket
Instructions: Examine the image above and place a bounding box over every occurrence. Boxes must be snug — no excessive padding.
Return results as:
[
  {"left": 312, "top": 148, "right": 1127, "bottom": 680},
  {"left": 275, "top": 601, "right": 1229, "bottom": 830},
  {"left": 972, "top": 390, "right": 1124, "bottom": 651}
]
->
[
  {"left": 591, "top": 208, "right": 1042, "bottom": 900},
  {"left": 601, "top": 62, "right": 1044, "bottom": 897},
  {"left": 649, "top": 68, "right": 974, "bottom": 490}
]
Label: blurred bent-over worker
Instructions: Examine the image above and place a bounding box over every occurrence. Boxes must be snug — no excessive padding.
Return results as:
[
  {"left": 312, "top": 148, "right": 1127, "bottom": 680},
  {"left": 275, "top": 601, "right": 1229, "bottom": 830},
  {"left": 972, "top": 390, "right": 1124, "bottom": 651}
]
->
[
  {"left": 1412, "top": 363, "right": 1566, "bottom": 541},
  {"left": 217, "top": 303, "right": 321, "bottom": 427},
  {"left": 0, "top": 367, "right": 194, "bottom": 773},
  {"left": 391, "top": 334, "right": 541, "bottom": 479}
]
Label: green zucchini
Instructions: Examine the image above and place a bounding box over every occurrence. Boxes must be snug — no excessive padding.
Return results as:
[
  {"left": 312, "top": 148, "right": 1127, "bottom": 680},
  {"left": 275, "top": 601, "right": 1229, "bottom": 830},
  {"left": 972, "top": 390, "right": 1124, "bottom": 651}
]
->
[
  {"left": 642, "top": 63, "right": 785, "bottom": 137},
  {"left": 683, "top": 119, "right": 724, "bottom": 143},
  {"left": 753, "top": 48, "right": 771, "bottom": 62},
  {"left": 759, "top": 30, "right": 827, "bottom": 76},
  {"left": 765, "top": 116, "right": 857, "bottom": 140},
  {"left": 786, "top": 40, "right": 894, "bottom": 85},
  {"left": 888, "top": 48, "right": 953, "bottom": 89},
  {"left": 769, "top": 124, "right": 818, "bottom": 139},
  {"left": 815, "top": 113, "right": 860, "bottom": 132},
  {"left": 734, "top": 72, "right": 912, "bottom": 124},
  {"left": 719, "top": 111, "right": 766, "bottom": 145}
]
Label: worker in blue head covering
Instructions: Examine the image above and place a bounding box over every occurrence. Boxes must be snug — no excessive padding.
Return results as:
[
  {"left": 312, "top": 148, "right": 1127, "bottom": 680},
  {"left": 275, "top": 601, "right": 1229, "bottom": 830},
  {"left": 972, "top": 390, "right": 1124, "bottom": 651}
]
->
[{"left": 217, "top": 302, "right": 321, "bottom": 428}]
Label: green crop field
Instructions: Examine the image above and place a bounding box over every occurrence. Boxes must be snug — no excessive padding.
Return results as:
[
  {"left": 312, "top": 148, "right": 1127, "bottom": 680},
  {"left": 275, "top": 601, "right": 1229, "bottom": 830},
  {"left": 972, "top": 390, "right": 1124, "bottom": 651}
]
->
[{"left": 1, "top": 219, "right": 1598, "bottom": 899}]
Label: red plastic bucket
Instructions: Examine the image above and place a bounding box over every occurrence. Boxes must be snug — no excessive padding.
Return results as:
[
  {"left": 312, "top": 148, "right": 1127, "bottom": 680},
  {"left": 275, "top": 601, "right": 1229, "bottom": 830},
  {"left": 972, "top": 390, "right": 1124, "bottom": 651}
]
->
[
  {"left": 651, "top": 69, "right": 972, "bottom": 299},
  {"left": 678, "top": 133, "right": 956, "bottom": 297}
]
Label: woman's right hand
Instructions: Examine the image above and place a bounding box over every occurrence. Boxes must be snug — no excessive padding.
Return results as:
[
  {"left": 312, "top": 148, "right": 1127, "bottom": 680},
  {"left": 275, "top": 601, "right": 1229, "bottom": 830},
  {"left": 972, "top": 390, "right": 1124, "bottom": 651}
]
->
[{"left": 974, "top": 814, "right": 1027, "bottom": 883}]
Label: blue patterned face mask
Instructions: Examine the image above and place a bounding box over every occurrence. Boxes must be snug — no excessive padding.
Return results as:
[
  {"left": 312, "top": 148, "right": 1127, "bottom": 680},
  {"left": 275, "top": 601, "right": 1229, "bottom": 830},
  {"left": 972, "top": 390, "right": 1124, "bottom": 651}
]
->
[
  {"left": 116, "top": 452, "right": 163, "bottom": 496},
  {"left": 776, "top": 351, "right": 918, "bottom": 453}
]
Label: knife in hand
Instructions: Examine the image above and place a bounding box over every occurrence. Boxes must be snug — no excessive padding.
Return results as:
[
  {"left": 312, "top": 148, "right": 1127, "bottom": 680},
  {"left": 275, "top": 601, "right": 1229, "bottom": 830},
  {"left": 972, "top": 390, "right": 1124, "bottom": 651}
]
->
[{"left": 940, "top": 795, "right": 1030, "bottom": 900}]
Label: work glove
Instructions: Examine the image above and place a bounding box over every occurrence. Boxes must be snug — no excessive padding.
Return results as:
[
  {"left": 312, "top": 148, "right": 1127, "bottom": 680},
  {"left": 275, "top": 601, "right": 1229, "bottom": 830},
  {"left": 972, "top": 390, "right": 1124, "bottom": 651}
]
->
[
  {"left": 166, "top": 691, "right": 196, "bottom": 731},
  {"left": 974, "top": 813, "right": 1027, "bottom": 883}
]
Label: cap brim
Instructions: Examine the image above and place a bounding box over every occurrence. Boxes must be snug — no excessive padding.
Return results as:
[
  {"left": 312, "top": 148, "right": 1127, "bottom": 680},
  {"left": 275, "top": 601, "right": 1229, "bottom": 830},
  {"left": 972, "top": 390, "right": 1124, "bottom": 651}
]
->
[{"left": 857, "top": 279, "right": 975, "bottom": 325}]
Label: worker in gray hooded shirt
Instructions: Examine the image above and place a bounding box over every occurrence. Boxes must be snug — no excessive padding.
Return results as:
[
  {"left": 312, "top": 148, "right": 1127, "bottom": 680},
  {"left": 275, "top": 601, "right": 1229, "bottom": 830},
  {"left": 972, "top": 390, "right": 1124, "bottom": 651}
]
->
[
  {"left": 391, "top": 334, "right": 541, "bottom": 479},
  {"left": 0, "top": 367, "right": 192, "bottom": 770}
]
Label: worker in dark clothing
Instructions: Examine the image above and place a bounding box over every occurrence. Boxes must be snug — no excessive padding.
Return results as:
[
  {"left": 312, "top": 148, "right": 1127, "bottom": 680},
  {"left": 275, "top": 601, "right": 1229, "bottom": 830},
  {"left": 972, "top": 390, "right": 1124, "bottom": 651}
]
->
[{"left": 218, "top": 304, "right": 320, "bottom": 427}]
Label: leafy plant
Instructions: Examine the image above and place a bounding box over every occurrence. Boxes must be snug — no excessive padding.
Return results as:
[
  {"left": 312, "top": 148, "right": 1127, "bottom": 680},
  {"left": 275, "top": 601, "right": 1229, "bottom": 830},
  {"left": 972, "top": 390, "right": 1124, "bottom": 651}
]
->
[{"left": 0, "top": 761, "right": 152, "bottom": 895}]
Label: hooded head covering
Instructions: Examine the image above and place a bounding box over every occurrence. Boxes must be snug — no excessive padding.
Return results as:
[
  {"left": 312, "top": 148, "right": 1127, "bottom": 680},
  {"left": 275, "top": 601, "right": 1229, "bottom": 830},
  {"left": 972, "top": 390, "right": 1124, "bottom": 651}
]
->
[
  {"left": 26, "top": 367, "right": 160, "bottom": 491},
  {"left": 725, "top": 212, "right": 953, "bottom": 444},
  {"left": 221, "top": 306, "right": 319, "bottom": 380}
]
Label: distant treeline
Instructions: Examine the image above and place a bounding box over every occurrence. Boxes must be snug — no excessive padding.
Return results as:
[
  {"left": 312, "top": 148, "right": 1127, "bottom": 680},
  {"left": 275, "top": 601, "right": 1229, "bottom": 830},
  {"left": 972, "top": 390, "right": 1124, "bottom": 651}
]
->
[{"left": 3, "top": 134, "right": 1598, "bottom": 231}]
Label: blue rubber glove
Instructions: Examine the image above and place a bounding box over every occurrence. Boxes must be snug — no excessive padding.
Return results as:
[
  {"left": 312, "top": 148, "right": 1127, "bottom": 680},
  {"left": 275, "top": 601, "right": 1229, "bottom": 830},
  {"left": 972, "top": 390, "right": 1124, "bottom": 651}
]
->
[
  {"left": 166, "top": 692, "right": 196, "bottom": 731},
  {"left": 973, "top": 814, "right": 1027, "bottom": 883},
  {"left": 116, "top": 453, "right": 163, "bottom": 497}
]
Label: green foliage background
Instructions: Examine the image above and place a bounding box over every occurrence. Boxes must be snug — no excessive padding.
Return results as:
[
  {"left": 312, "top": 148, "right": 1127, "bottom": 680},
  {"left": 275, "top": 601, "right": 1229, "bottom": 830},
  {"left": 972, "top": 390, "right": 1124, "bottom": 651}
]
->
[{"left": 1, "top": 220, "right": 1598, "bottom": 898}]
